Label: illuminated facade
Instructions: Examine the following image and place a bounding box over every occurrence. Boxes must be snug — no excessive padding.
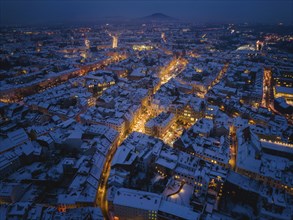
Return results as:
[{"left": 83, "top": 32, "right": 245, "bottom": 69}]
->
[
  {"left": 274, "top": 86, "right": 293, "bottom": 105},
  {"left": 132, "top": 45, "right": 153, "bottom": 51}
]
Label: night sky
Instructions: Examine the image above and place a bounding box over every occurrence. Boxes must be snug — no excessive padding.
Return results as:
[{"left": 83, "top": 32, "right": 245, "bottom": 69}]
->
[{"left": 0, "top": 0, "right": 292, "bottom": 25}]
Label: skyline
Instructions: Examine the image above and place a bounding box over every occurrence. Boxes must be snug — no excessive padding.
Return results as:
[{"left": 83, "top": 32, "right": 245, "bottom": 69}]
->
[
  {"left": 0, "top": 1, "right": 293, "bottom": 219},
  {"left": 1, "top": 0, "right": 293, "bottom": 25}
]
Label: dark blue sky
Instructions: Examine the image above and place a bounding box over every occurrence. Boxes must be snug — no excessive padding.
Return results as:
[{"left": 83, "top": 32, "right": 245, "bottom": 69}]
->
[{"left": 0, "top": 0, "right": 292, "bottom": 25}]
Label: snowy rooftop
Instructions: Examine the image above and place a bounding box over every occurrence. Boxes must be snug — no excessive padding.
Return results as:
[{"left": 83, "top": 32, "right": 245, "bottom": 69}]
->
[{"left": 113, "top": 188, "right": 161, "bottom": 211}]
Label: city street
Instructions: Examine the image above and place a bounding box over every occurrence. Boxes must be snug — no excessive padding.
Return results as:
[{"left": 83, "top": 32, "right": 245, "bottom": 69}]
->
[
  {"left": 262, "top": 68, "right": 273, "bottom": 108},
  {"left": 229, "top": 126, "right": 237, "bottom": 171},
  {"left": 97, "top": 56, "right": 188, "bottom": 218}
]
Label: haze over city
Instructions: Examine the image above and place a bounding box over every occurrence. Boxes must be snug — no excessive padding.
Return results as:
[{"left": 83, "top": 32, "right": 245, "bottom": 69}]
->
[{"left": 1, "top": 0, "right": 293, "bottom": 25}]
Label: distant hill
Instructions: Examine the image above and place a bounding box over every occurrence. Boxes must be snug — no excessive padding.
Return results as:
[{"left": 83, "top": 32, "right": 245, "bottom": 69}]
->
[{"left": 140, "top": 13, "right": 176, "bottom": 22}]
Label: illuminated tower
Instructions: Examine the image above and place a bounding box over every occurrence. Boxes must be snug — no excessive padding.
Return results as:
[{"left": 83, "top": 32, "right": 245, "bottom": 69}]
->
[
  {"left": 112, "top": 35, "right": 118, "bottom": 48},
  {"left": 256, "top": 40, "right": 263, "bottom": 51},
  {"left": 161, "top": 32, "right": 167, "bottom": 43},
  {"left": 107, "top": 31, "right": 119, "bottom": 48},
  {"left": 85, "top": 38, "right": 90, "bottom": 49}
]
